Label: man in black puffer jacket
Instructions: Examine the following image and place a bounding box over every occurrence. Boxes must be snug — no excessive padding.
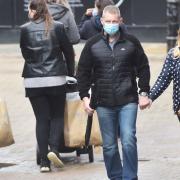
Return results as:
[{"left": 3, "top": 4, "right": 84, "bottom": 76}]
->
[{"left": 77, "top": 5, "right": 150, "bottom": 180}]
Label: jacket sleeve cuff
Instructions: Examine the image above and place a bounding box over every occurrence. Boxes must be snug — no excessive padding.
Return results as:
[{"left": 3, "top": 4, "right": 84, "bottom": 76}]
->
[
  {"left": 79, "top": 92, "right": 90, "bottom": 100},
  {"left": 139, "top": 87, "right": 150, "bottom": 94},
  {"left": 148, "top": 94, "right": 155, "bottom": 102}
]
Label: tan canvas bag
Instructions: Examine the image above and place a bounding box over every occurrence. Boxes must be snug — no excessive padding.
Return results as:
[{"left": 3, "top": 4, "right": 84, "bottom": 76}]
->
[
  {"left": 0, "top": 98, "right": 14, "bottom": 147},
  {"left": 64, "top": 92, "right": 102, "bottom": 147}
]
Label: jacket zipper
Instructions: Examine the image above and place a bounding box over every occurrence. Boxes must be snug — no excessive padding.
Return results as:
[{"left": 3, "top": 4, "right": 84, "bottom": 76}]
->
[{"left": 111, "top": 49, "right": 116, "bottom": 105}]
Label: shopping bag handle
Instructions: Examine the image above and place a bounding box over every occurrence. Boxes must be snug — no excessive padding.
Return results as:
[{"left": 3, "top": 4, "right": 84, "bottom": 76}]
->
[
  {"left": 66, "top": 76, "right": 77, "bottom": 84},
  {"left": 85, "top": 115, "right": 93, "bottom": 146}
]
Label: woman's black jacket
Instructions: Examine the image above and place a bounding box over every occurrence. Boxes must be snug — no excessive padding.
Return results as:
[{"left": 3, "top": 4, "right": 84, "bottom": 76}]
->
[{"left": 20, "top": 19, "right": 75, "bottom": 78}]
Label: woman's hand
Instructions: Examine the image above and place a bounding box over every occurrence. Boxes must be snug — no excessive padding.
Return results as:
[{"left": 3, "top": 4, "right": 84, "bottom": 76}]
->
[
  {"left": 139, "top": 96, "right": 150, "bottom": 110},
  {"left": 148, "top": 98, "right": 153, "bottom": 108}
]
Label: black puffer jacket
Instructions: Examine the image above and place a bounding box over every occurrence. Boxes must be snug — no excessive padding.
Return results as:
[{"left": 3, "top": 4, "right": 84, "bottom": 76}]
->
[
  {"left": 20, "top": 19, "right": 74, "bottom": 78},
  {"left": 77, "top": 30, "right": 150, "bottom": 108},
  {"left": 79, "top": 15, "right": 102, "bottom": 40}
]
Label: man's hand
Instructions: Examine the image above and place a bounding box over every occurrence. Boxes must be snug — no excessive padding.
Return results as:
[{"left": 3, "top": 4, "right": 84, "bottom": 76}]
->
[
  {"left": 82, "top": 97, "right": 94, "bottom": 116},
  {"left": 139, "top": 96, "right": 150, "bottom": 110}
]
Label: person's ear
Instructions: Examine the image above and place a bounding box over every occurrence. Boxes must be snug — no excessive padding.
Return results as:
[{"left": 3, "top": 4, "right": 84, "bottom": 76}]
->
[
  {"left": 32, "top": 9, "right": 37, "bottom": 16},
  {"left": 100, "top": 17, "right": 104, "bottom": 25},
  {"left": 119, "top": 17, "right": 123, "bottom": 24},
  {"left": 29, "top": 9, "right": 37, "bottom": 19}
]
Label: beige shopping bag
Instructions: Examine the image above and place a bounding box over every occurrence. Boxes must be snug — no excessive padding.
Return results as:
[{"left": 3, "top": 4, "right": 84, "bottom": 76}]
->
[
  {"left": 0, "top": 98, "right": 14, "bottom": 147},
  {"left": 89, "top": 113, "right": 102, "bottom": 146},
  {"left": 64, "top": 92, "right": 102, "bottom": 147}
]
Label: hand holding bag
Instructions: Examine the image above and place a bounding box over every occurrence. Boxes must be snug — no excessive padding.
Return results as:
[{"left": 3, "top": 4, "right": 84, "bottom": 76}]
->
[{"left": 64, "top": 91, "right": 102, "bottom": 148}]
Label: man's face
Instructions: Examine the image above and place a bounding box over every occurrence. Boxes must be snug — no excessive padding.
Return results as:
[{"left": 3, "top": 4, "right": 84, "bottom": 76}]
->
[{"left": 101, "top": 12, "right": 122, "bottom": 26}]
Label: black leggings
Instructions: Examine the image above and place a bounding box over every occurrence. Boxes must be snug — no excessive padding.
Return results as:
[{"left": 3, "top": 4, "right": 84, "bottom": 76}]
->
[{"left": 29, "top": 93, "right": 65, "bottom": 159}]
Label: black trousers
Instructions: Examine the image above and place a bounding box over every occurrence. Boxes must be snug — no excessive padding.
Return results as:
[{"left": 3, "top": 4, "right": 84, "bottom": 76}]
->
[
  {"left": 29, "top": 92, "right": 65, "bottom": 159},
  {"left": 178, "top": 115, "right": 180, "bottom": 122}
]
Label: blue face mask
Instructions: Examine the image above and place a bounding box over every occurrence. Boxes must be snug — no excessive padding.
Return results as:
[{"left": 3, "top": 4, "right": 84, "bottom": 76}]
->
[{"left": 103, "top": 23, "right": 119, "bottom": 36}]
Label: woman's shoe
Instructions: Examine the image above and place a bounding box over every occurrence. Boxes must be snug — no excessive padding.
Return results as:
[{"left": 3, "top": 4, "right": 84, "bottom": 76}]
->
[
  {"left": 40, "top": 158, "right": 51, "bottom": 173},
  {"left": 47, "top": 150, "right": 64, "bottom": 168}
]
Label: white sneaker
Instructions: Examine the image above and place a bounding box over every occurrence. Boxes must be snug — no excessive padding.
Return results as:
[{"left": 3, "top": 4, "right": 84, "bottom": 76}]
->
[
  {"left": 40, "top": 166, "right": 50, "bottom": 173},
  {"left": 47, "top": 151, "right": 64, "bottom": 168}
]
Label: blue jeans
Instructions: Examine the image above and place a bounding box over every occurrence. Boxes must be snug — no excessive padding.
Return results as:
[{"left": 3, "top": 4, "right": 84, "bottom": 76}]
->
[{"left": 96, "top": 103, "right": 138, "bottom": 180}]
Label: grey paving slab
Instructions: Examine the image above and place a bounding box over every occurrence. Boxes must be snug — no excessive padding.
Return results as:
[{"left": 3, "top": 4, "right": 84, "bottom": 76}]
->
[{"left": 0, "top": 43, "right": 180, "bottom": 180}]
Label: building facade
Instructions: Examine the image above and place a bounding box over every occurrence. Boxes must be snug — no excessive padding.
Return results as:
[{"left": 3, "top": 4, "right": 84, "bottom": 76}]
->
[{"left": 0, "top": 0, "right": 167, "bottom": 42}]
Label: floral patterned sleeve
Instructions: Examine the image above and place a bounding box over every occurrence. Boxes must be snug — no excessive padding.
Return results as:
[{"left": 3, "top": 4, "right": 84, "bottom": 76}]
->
[{"left": 149, "top": 50, "right": 174, "bottom": 101}]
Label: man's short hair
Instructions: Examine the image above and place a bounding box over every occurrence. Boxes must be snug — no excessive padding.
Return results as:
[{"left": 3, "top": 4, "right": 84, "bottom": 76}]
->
[{"left": 102, "top": 5, "right": 121, "bottom": 18}]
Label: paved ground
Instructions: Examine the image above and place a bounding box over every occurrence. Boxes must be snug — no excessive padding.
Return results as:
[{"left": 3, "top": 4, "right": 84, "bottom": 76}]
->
[{"left": 0, "top": 43, "right": 180, "bottom": 180}]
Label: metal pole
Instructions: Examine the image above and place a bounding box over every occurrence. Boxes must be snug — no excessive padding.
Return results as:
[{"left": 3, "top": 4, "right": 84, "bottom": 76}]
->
[
  {"left": 116, "top": 0, "right": 126, "bottom": 7},
  {"left": 166, "top": 0, "right": 180, "bottom": 51},
  {"left": 12, "top": 0, "right": 17, "bottom": 28}
]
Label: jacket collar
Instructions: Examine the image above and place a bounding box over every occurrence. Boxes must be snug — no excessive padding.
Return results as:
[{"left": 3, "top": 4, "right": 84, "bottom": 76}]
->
[
  {"left": 47, "top": 3, "right": 68, "bottom": 20},
  {"left": 91, "top": 15, "right": 102, "bottom": 31},
  {"left": 32, "top": 18, "right": 44, "bottom": 24}
]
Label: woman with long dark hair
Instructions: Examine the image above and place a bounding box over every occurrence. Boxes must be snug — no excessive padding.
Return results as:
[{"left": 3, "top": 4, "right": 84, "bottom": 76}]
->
[
  {"left": 148, "top": 29, "right": 180, "bottom": 120},
  {"left": 20, "top": 0, "right": 75, "bottom": 172}
]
